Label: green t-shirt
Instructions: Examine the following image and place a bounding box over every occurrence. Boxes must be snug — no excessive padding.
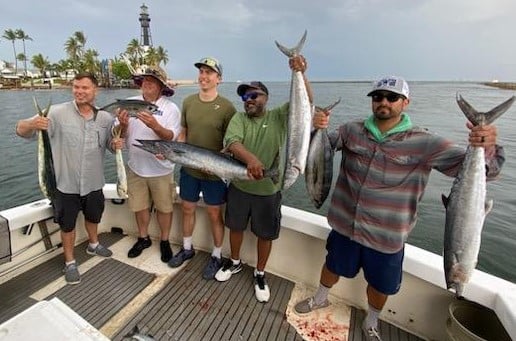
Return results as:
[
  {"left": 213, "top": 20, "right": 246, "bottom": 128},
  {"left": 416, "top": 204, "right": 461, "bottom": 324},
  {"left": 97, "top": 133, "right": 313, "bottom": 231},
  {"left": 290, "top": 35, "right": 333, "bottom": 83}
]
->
[
  {"left": 181, "top": 93, "right": 236, "bottom": 180},
  {"left": 224, "top": 103, "right": 289, "bottom": 195}
]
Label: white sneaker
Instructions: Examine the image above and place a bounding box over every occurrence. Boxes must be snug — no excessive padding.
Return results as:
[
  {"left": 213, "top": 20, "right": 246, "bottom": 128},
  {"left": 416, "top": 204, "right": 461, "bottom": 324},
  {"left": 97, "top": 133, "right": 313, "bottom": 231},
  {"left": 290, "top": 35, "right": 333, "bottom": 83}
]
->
[
  {"left": 215, "top": 259, "right": 243, "bottom": 282},
  {"left": 254, "top": 270, "right": 270, "bottom": 303}
]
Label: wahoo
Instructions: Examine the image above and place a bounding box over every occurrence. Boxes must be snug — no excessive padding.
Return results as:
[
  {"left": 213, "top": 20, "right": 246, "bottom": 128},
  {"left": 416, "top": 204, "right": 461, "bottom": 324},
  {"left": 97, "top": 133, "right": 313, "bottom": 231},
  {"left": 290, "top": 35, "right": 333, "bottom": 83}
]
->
[
  {"left": 133, "top": 140, "right": 279, "bottom": 183},
  {"left": 275, "top": 30, "right": 312, "bottom": 190},
  {"left": 33, "top": 98, "right": 57, "bottom": 204},
  {"left": 305, "top": 98, "right": 341, "bottom": 209},
  {"left": 442, "top": 94, "right": 515, "bottom": 297},
  {"left": 112, "top": 125, "right": 128, "bottom": 198}
]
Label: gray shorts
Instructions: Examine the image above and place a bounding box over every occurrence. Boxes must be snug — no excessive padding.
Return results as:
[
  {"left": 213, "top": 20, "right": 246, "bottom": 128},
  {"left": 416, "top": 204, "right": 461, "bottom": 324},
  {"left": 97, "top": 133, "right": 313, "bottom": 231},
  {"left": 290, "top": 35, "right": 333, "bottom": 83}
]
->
[{"left": 224, "top": 184, "right": 282, "bottom": 240}]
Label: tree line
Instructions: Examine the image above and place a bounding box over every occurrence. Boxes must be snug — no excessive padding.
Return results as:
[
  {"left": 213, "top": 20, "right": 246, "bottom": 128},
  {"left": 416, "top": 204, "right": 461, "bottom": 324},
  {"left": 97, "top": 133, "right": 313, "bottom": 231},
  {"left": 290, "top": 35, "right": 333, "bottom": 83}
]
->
[{"left": 1, "top": 28, "right": 169, "bottom": 84}]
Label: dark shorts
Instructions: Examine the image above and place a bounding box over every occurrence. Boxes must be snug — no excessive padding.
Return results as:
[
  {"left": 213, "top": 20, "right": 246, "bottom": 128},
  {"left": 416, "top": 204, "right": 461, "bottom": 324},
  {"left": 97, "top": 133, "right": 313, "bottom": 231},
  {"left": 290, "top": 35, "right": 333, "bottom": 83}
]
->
[
  {"left": 179, "top": 168, "right": 227, "bottom": 205},
  {"left": 53, "top": 189, "right": 105, "bottom": 232},
  {"left": 325, "top": 230, "right": 404, "bottom": 295},
  {"left": 224, "top": 184, "right": 281, "bottom": 240}
]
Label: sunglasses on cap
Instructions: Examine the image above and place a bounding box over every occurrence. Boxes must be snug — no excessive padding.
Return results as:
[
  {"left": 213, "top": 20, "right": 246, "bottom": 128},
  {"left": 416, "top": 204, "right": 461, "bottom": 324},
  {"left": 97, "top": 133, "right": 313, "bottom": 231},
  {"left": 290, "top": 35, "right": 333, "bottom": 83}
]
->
[
  {"left": 241, "top": 92, "right": 264, "bottom": 102},
  {"left": 371, "top": 92, "right": 404, "bottom": 103}
]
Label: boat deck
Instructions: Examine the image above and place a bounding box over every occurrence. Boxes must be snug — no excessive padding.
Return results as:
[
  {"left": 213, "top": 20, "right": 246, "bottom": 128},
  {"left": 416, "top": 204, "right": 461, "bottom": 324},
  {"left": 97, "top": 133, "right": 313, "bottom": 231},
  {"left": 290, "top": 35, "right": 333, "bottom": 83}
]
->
[{"left": 0, "top": 232, "right": 424, "bottom": 340}]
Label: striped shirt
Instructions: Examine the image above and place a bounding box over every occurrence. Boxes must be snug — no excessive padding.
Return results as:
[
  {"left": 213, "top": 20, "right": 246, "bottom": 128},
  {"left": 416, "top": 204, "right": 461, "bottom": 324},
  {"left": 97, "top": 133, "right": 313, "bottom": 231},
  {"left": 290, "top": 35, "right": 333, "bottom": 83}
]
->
[{"left": 327, "top": 118, "right": 504, "bottom": 254}]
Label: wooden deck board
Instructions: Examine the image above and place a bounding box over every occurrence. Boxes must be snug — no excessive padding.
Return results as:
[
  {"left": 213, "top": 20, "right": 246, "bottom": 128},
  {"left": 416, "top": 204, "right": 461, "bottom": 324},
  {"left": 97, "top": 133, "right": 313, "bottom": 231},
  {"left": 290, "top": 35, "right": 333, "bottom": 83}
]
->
[
  {"left": 46, "top": 258, "right": 155, "bottom": 329},
  {"left": 0, "top": 232, "right": 123, "bottom": 324},
  {"left": 112, "top": 251, "right": 303, "bottom": 341}
]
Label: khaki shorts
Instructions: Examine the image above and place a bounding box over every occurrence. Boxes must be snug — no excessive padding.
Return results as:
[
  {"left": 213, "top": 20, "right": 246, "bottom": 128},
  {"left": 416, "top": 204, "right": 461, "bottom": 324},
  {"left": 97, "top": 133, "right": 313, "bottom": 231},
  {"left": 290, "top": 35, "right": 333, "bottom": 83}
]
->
[{"left": 127, "top": 168, "right": 176, "bottom": 213}]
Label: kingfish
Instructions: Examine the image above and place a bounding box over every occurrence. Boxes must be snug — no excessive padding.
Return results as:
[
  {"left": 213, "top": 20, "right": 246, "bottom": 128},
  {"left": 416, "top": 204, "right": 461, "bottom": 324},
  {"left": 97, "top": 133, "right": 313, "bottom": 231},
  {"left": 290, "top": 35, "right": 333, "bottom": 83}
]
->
[
  {"left": 442, "top": 94, "right": 515, "bottom": 297},
  {"left": 112, "top": 125, "right": 128, "bottom": 198},
  {"left": 90, "top": 99, "right": 159, "bottom": 118},
  {"left": 133, "top": 140, "right": 279, "bottom": 183},
  {"left": 33, "top": 98, "right": 57, "bottom": 204},
  {"left": 305, "top": 98, "right": 341, "bottom": 209},
  {"left": 275, "top": 30, "right": 313, "bottom": 190}
]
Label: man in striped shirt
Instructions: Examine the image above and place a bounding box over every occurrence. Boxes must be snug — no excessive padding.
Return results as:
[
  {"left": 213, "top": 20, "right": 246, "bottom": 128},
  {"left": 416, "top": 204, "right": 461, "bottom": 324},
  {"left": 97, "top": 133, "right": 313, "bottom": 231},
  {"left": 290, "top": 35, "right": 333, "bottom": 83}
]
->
[{"left": 294, "top": 76, "right": 505, "bottom": 340}]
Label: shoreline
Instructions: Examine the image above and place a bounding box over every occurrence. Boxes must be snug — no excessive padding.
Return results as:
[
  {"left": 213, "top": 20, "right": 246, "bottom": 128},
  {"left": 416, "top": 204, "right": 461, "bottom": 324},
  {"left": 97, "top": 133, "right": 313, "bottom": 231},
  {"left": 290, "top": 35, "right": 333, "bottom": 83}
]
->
[{"left": 481, "top": 82, "right": 516, "bottom": 90}]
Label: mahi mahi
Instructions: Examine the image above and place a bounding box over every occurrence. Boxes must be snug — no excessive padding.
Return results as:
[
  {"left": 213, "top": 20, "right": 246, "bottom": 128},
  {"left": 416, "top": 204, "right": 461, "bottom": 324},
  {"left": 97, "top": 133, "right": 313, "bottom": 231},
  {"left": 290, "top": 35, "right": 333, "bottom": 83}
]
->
[
  {"left": 275, "top": 30, "right": 312, "bottom": 190},
  {"left": 112, "top": 125, "right": 128, "bottom": 198},
  {"left": 33, "top": 98, "right": 57, "bottom": 203},
  {"left": 442, "top": 94, "right": 515, "bottom": 297},
  {"left": 305, "top": 98, "right": 341, "bottom": 209},
  {"left": 133, "top": 140, "right": 279, "bottom": 183}
]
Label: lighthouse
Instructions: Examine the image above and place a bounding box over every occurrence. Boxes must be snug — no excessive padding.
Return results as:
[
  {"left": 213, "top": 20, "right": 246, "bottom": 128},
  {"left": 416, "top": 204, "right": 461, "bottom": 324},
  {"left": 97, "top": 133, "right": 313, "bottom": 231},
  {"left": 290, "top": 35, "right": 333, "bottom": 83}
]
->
[{"left": 139, "top": 3, "right": 153, "bottom": 50}]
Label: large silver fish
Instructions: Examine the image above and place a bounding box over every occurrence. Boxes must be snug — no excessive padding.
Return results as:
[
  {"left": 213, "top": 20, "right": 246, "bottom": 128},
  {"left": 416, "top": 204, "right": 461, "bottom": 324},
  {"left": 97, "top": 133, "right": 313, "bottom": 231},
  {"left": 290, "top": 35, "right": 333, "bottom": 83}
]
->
[
  {"left": 91, "top": 99, "right": 159, "bottom": 118},
  {"left": 442, "top": 94, "right": 515, "bottom": 297},
  {"left": 112, "top": 125, "right": 128, "bottom": 198},
  {"left": 133, "top": 140, "right": 279, "bottom": 183},
  {"left": 33, "top": 98, "right": 57, "bottom": 203},
  {"left": 305, "top": 98, "right": 341, "bottom": 209},
  {"left": 275, "top": 30, "right": 312, "bottom": 190}
]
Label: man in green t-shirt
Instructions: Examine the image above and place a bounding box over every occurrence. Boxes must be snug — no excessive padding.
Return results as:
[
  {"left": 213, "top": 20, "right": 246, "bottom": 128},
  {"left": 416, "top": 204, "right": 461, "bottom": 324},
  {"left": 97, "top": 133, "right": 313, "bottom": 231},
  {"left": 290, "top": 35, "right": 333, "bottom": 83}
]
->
[
  {"left": 214, "top": 55, "right": 313, "bottom": 302},
  {"left": 168, "top": 57, "right": 236, "bottom": 280}
]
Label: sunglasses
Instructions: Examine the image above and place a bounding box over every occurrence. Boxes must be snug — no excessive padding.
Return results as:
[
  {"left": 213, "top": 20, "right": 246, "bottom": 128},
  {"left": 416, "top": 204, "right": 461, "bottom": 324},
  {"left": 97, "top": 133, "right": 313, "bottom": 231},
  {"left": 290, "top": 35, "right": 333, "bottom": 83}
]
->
[
  {"left": 241, "top": 92, "right": 263, "bottom": 102},
  {"left": 371, "top": 93, "right": 404, "bottom": 103}
]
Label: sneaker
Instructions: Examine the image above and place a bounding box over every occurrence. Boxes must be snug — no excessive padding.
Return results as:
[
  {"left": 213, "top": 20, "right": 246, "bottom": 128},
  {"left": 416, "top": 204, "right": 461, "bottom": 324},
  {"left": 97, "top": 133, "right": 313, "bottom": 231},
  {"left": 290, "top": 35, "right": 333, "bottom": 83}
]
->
[
  {"left": 215, "top": 259, "right": 243, "bottom": 282},
  {"left": 86, "top": 244, "right": 113, "bottom": 257},
  {"left": 254, "top": 270, "right": 270, "bottom": 303},
  {"left": 128, "top": 237, "right": 152, "bottom": 258},
  {"left": 362, "top": 323, "right": 382, "bottom": 341},
  {"left": 63, "top": 263, "right": 81, "bottom": 285},
  {"left": 168, "top": 248, "right": 195, "bottom": 268},
  {"left": 294, "top": 297, "right": 330, "bottom": 314},
  {"left": 203, "top": 256, "right": 223, "bottom": 280},
  {"left": 160, "top": 240, "right": 173, "bottom": 263}
]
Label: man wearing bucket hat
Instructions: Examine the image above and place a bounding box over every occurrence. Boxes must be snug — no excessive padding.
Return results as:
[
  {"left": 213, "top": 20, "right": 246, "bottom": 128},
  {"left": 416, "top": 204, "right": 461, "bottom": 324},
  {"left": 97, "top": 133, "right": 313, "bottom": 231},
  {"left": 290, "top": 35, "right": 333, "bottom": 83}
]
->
[
  {"left": 214, "top": 55, "right": 314, "bottom": 303},
  {"left": 168, "top": 57, "right": 237, "bottom": 280},
  {"left": 116, "top": 65, "right": 181, "bottom": 263},
  {"left": 294, "top": 76, "right": 506, "bottom": 340}
]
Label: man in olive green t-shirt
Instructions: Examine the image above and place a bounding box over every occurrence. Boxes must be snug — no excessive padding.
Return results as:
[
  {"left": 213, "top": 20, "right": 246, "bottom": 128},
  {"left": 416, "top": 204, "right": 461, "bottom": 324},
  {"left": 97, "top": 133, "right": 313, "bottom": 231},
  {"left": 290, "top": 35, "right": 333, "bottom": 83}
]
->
[{"left": 168, "top": 57, "right": 236, "bottom": 281}]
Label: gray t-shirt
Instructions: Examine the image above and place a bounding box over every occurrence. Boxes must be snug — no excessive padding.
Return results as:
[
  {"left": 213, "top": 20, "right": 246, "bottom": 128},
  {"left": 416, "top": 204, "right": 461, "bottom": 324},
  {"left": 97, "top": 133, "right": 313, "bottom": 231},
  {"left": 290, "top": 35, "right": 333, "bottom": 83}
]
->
[{"left": 47, "top": 101, "right": 114, "bottom": 195}]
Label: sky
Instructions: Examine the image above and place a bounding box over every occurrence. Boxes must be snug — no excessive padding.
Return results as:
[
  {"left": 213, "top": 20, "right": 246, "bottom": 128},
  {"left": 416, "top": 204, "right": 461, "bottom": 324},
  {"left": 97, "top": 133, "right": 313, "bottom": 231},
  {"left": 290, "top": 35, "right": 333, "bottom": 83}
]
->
[{"left": 2, "top": 0, "right": 516, "bottom": 82}]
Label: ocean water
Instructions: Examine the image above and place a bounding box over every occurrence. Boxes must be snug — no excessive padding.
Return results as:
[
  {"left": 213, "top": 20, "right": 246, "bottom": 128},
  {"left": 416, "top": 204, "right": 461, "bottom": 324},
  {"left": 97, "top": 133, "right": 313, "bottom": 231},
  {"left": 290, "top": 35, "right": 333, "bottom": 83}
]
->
[{"left": 1, "top": 81, "right": 515, "bottom": 283}]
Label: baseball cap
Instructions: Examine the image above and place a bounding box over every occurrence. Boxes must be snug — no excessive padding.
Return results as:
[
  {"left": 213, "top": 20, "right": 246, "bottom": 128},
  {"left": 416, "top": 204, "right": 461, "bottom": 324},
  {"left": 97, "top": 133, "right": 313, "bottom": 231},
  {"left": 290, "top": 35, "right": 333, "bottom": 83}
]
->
[
  {"left": 194, "top": 57, "right": 223, "bottom": 76},
  {"left": 133, "top": 65, "right": 175, "bottom": 97},
  {"left": 236, "top": 81, "right": 269, "bottom": 96},
  {"left": 367, "top": 76, "right": 409, "bottom": 99}
]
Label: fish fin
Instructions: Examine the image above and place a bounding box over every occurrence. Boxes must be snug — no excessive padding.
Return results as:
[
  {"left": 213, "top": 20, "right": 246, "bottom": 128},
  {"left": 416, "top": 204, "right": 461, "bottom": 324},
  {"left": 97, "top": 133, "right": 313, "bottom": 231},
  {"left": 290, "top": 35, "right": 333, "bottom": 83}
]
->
[
  {"left": 319, "top": 97, "right": 342, "bottom": 112},
  {"left": 275, "top": 30, "right": 307, "bottom": 58},
  {"left": 456, "top": 93, "right": 515, "bottom": 126},
  {"left": 485, "top": 199, "right": 494, "bottom": 215},
  {"left": 441, "top": 194, "right": 449, "bottom": 208}
]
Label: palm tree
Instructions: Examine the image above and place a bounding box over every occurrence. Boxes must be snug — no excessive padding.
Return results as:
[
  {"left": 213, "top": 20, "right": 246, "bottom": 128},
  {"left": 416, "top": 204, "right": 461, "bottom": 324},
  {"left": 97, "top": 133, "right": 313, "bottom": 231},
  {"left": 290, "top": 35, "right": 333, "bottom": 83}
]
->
[
  {"left": 125, "top": 39, "right": 143, "bottom": 67},
  {"left": 31, "top": 53, "right": 50, "bottom": 76},
  {"left": 155, "top": 46, "right": 169, "bottom": 66},
  {"left": 15, "top": 29, "right": 32, "bottom": 77},
  {"left": 82, "top": 49, "right": 100, "bottom": 74},
  {"left": 2, "top": 29, "right": 18, "bottom": 75},
  {"left": 64, "top": 31, "right": 87, "bottom": 72}
]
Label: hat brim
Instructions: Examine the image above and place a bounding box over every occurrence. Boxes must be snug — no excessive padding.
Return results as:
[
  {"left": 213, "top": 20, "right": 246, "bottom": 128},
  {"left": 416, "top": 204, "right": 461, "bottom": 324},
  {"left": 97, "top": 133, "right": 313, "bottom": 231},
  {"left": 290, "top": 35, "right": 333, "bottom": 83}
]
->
[
  {"left": 133, "top": 74, "right": 175, "bottom": 97},
  {"left": 194, "top": 62, "right": 221, "bottom": 75},
  {"left": 237, "top": 84, "right": 266, "bottom": 96},
  {"left": 367, "top": 89, "right": 406, "bottom": 98}
]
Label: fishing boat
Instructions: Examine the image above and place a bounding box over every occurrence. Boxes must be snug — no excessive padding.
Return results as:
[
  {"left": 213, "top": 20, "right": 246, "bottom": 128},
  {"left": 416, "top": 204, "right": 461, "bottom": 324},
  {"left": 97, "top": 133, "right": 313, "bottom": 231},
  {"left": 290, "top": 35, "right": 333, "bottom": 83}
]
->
[{"left": 0, "top": 184, "right": 514, "bottom": 340}]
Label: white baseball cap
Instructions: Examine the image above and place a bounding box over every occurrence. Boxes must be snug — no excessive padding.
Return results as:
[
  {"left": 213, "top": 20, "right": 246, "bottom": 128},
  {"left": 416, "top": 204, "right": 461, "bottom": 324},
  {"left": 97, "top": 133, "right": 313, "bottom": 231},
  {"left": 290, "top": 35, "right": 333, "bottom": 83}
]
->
[{"left": 367, "top": 76, "right": 410, "bottom": 99}]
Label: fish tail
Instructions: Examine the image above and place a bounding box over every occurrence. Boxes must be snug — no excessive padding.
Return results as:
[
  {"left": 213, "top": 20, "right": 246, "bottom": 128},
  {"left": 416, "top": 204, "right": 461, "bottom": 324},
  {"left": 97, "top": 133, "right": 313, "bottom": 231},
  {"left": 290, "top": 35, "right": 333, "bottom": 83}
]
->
[
  {"left": 456, "top": 93, "right": 515, "bottom": 126},
  {"left": 275, "top": 30, "right": 307, "bottom": 58}
]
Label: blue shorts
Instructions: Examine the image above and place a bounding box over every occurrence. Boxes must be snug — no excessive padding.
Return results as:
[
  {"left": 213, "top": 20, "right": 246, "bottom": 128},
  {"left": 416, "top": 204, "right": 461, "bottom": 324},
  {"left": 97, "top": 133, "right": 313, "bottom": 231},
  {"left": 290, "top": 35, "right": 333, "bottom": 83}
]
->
[
  {"left": 53, "top": 189, "right": 105, "bottom": 232},
  {"left": 179, "top": 168, "right": 227, "bottom": 205},
  {"left": 325, "top": 230, "right": 404, "bottom": 295}
]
